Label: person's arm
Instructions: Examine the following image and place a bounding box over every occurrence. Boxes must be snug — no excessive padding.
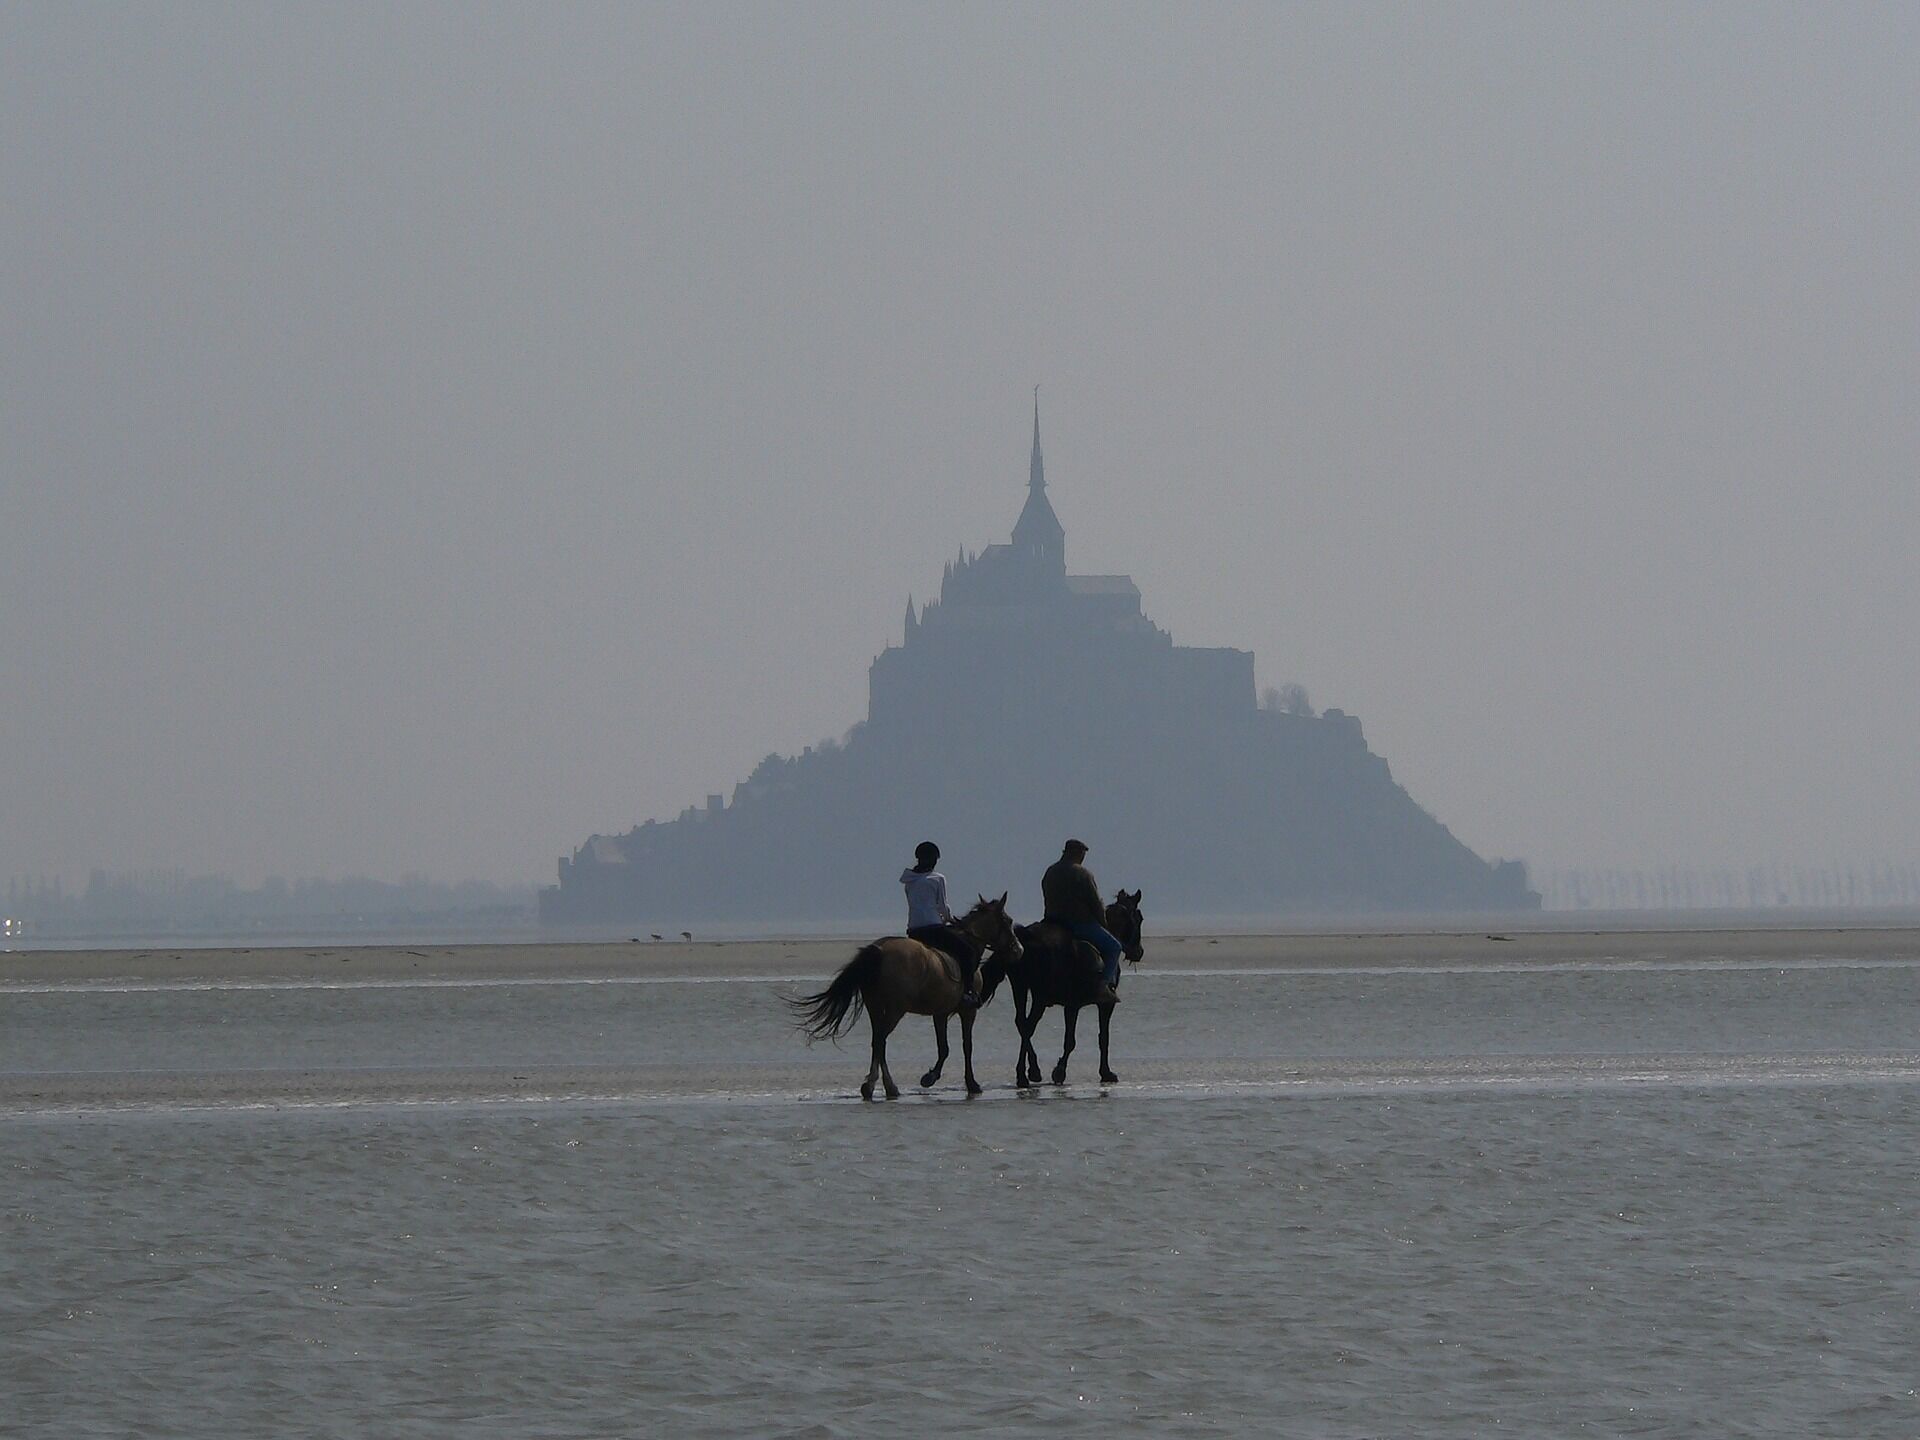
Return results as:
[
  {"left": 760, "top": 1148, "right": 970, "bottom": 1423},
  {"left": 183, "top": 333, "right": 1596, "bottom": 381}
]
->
[
  {"left": 935, "top": 874, "right": 955, "bottom": 924},
  {"left": 1075, "top": 867, "right": 1104, "bottom": 920}
]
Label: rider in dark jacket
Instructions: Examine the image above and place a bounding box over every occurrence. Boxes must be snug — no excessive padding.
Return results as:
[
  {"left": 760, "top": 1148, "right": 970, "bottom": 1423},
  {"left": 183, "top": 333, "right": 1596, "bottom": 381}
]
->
[{"left": 1041, "top": 839, "right": 1121, "bottom": 1004}]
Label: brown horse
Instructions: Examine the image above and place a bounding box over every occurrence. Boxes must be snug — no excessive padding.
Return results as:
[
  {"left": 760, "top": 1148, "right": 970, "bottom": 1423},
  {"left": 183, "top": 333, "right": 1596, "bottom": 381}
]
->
[
  {"left": 789, "top": 895, "right": 1022, "bottom": 1100},
  {"left": 980, "top": 890, "right": 1144, "bottom": 1087}
]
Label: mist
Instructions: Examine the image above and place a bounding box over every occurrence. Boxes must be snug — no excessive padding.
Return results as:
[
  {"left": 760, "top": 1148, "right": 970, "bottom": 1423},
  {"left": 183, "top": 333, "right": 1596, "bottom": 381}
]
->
[{"left": 4, "top": 4, "right": 1917, "bottom": 891}]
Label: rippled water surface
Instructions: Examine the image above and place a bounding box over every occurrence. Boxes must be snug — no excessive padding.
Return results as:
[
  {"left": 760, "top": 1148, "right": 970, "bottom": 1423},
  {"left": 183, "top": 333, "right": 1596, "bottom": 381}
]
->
[{"left": 5, "top": 946, "right": 1918, "bottom": 1437}]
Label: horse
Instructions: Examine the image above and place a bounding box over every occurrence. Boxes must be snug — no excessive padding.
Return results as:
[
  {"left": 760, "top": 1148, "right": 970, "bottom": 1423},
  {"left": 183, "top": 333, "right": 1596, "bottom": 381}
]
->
[
  {"left": 980, "top": 890, "right": 1144, "bottom": 1087},
  {"left": 788, "top": 895, "right": 1022, "bottom": 1100}
]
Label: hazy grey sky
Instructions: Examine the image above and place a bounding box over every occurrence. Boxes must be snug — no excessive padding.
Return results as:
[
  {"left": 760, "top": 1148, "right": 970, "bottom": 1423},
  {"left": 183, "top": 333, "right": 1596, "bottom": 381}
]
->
[{"left": 4, "top": 4, "right": 1917, "bottom": 887}]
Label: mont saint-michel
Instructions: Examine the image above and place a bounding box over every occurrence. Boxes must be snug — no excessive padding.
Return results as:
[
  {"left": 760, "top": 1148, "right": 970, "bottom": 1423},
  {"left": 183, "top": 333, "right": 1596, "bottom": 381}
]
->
[{"left": 542, "top": 405, "right": 1537, "bottom": 926}]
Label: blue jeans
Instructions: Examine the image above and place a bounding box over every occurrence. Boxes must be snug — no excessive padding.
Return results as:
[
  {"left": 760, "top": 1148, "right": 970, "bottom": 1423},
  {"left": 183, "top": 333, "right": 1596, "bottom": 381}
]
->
[{"left": 1069, "top": 922, "right": 1123, "bottom": 986}]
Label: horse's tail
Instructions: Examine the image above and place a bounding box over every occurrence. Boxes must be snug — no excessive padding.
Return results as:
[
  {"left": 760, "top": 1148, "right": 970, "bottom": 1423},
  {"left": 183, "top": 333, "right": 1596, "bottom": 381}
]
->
[{"left": 787, "top": 943, "right": 883, "bottom": 1041}]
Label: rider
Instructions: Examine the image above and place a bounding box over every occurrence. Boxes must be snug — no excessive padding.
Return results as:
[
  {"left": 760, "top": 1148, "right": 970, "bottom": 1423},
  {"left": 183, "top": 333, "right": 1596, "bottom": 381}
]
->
[
  {"left": 1042, "top": 839, "right": 1122, "bottom": 1006},
  {"left": 901, "top": 841, "right": 980, "bottom": 1007}
]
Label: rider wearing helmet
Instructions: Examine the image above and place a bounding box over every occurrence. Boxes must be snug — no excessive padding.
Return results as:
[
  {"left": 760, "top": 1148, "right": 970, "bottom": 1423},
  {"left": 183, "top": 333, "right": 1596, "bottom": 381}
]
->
[
  {"left": 1042, "top": 838, "right": 1122, "bottom": 1005},
  {"left": 901, "top": 841, "right": 979, "bottom": 1007}
]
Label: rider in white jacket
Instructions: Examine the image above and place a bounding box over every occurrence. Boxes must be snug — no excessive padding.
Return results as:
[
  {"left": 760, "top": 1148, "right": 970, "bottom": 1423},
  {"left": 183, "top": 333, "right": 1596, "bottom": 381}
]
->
[{"left": 901, "top": 841, "right": 979, "bottom": 1006}]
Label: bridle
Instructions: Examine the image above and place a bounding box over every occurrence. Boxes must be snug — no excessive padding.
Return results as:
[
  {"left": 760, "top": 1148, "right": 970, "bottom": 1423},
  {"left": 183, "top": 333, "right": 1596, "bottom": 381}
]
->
[
  {"left": 959, "top": 900, "right": 1023, "bottom": 963},
  {"left": 1105, "top": 894, "right": 1145, "bottom": 963}
]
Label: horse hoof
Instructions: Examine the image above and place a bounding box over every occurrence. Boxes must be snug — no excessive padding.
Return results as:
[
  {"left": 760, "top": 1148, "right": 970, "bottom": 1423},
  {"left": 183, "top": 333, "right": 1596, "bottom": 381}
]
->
[
  {"left": 860, "top": 1084, "right": 875, "bottom": 1102},
  {"left": 1100, "top": 1071, "right": 1119, "bottom": 1084},
  {"left": 1051, "top": 1072, "right": 1067, "bottom": 1086},
  {"left": 966, "top": 1081, "right": 983, "bottom": 1096},
  {"left": 918, "top": 1072, "right": 937, "bottom": 1088},
  {"left": 885, "top": 1086, "right": 901, "bottom": 1100}
]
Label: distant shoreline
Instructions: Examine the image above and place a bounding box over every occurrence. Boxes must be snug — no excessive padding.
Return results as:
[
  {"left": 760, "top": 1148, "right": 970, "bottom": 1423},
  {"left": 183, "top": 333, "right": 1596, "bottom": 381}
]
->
[{"left": 6, "top": 925, "right": 1920, "bottom": 986}]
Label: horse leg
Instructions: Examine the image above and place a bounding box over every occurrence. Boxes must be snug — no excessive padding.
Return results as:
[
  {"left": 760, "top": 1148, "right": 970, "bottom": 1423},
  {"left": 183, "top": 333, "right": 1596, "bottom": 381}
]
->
[
  {"left": 1010, "top": 980, "right": 1032, "bottom": 1086},
  {"left": 861, "top": 1011, "right": 884, "bottom": 1102},
  {"left": 1027, "top": 1006, "right": 1050, "bottom": 1087},
  {"left": 1052, "top": 1004, "right": 1079, "bottom": 1085},
  {"left": 960, "top": 1007, "right": 982, "bottom": 1095},
  {"left": 920, "top": 1013, "right": 950, "bottom": 1089},
  {"left": 1015, "top": 994, "right": 1043, "bottom": 1087},
  {"left": 875, "top": 1008, "right": 902, "bottom": 1100},
  {"left": 1021, "top": 990, "right": 1036, "bottom": 1090},
  {"left": 1098, "top": 1002, "right": 1118, "bottom": 1084}
]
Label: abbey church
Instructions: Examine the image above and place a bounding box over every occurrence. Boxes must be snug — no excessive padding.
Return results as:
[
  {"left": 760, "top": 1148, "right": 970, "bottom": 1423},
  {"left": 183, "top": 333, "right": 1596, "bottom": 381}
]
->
[{"left": 541, "top": 404, "right": 1537, "bottom": 926}]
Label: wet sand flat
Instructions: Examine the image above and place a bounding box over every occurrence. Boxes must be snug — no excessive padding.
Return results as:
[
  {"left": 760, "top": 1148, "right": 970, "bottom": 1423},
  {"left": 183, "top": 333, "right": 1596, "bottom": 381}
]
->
[
  {"left": 9, "top": 931, "right": 1919, "bottom": 1434},
  {"left": 9, "top": 923, "right": 1920, "bottom": 1115},
  {"left": 9, "top": 1051, "right": 1919, "bottom": 1115},
  {"left": 5, "top": 924, "right": 1920, "bottom": 985}
]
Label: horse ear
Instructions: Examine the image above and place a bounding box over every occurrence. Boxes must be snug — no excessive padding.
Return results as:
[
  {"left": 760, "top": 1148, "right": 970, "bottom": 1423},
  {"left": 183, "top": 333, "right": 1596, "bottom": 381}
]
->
[
  {"left": 998, "top": 890, "right": 1008, "bottom": 908},
  {"left": 977, "top": 893, "right": 987, "bottom": 907}
]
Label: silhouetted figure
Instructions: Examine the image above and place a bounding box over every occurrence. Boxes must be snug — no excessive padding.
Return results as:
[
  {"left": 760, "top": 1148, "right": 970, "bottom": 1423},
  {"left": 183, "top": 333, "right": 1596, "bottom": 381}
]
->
[
  {"left": 1042, "top": 839, "right": 1123, "bottom": 1005},
  {"left": 982, "top": 888, "right": 1144, "bottom": 1087},
  {"left": 901, "top": 841, "right": 979, "bottom": 1006}
]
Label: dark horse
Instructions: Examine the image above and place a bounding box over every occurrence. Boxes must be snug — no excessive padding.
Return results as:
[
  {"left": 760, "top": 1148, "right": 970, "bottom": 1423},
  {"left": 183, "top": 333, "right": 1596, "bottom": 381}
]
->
[
  {"left": 789, "top": 895, "right": 1022, "bottom": 1100},
  {"left": 980, "top": 890, "right": 1144, "bottom": 1087}
]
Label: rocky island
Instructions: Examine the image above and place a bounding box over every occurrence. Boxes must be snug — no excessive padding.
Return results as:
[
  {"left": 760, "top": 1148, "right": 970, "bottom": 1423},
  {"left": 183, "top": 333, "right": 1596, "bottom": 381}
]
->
[{"left": 542, "top": 403, "right": 1537, "bottom": 926}]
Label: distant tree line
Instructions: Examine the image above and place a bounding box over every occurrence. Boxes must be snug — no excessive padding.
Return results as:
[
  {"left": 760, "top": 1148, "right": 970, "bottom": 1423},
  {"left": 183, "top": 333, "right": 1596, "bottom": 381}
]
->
[
  {"left": 1260, "top": 683, "right": 1314, "bottom": 717},
  {"left": 3, "top": 869, "right": 535, "bottom": 937},
  {"left": 1540, "top": 863, "right": 1920, "bottom": 911}
]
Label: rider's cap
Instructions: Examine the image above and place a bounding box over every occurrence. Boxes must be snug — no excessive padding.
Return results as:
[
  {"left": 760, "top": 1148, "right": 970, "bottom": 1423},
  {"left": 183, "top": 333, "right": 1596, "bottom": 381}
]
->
[
  {"left": 1063, "top": 838, "right": 1088, "bottom": 855},
  {"left": 914, "top": 840, "right": 940, "bottom": 866}
]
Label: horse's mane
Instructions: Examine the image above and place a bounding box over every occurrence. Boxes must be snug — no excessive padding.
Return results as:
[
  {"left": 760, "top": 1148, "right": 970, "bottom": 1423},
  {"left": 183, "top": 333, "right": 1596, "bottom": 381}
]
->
[{"left": 954, "top": 899, "right": 1007, "bottom": 1007}]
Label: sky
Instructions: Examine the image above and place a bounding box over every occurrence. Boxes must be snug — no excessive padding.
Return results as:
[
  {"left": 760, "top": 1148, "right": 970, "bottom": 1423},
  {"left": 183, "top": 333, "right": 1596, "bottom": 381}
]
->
[{"left": 4, "top": 4, "right": 1917, "bottom": 888}]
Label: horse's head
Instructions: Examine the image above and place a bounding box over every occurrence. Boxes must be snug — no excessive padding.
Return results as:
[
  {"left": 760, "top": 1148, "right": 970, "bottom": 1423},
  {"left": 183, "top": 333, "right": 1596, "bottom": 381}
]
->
[
  {"left": 1106, "top": 888, "right": 1145, "bottom": 963},
  {"left": 960, "top": 891, "right": 1022, "bottom": 963}
]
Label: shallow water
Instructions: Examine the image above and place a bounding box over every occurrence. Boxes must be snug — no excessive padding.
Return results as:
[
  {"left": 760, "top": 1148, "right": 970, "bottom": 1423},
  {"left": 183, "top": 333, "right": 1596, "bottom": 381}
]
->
[
  {"left": 5, "top": 946, "right": 1918, "bottom": 1437},
  {"left": 8, "top": 958, "right": 1918, "bottom": 1082}
]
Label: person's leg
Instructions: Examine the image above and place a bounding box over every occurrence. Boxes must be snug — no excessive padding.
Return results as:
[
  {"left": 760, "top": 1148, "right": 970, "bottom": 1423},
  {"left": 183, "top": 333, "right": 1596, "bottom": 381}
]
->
[
  {"left": 909, "top": 925, "right": 978, "bottom": 1004},
  {"left": 1070, "top": 923, "right": 1124, "bottom": 993},
  {"left": 944, "top": 925, "right": 980, "bottom": 993}
]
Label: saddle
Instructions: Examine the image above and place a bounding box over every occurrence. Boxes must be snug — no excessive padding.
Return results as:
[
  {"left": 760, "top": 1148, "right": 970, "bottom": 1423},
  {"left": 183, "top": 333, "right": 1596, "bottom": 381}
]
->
[
  {"left": 905, "top": 930, "right": 977, "bottom": 984},
  {"left": 1020, "top": 920, "right": 1103, "bottom": 976},
  {"left": 927, "top": 947, "right": 967, "bottom": 988},
  {"left": 1022, "top": 919, "right": 1070, "bottom": 953}
]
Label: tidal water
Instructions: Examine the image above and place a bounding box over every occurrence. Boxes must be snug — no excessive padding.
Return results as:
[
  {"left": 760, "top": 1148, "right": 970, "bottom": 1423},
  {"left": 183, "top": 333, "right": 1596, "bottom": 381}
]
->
[{"left": 4, "top": 945, "right": 1917, "bottom": 1437}]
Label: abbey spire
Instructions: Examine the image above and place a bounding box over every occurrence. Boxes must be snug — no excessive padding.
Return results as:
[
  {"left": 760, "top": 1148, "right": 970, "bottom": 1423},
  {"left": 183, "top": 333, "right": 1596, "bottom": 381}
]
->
[
  {"left": 1011, "top": 386, "right": 1065, "bottom": 570},
  {"left": 1030, "top": 384, "right": 1045, "bottom": 492}
]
